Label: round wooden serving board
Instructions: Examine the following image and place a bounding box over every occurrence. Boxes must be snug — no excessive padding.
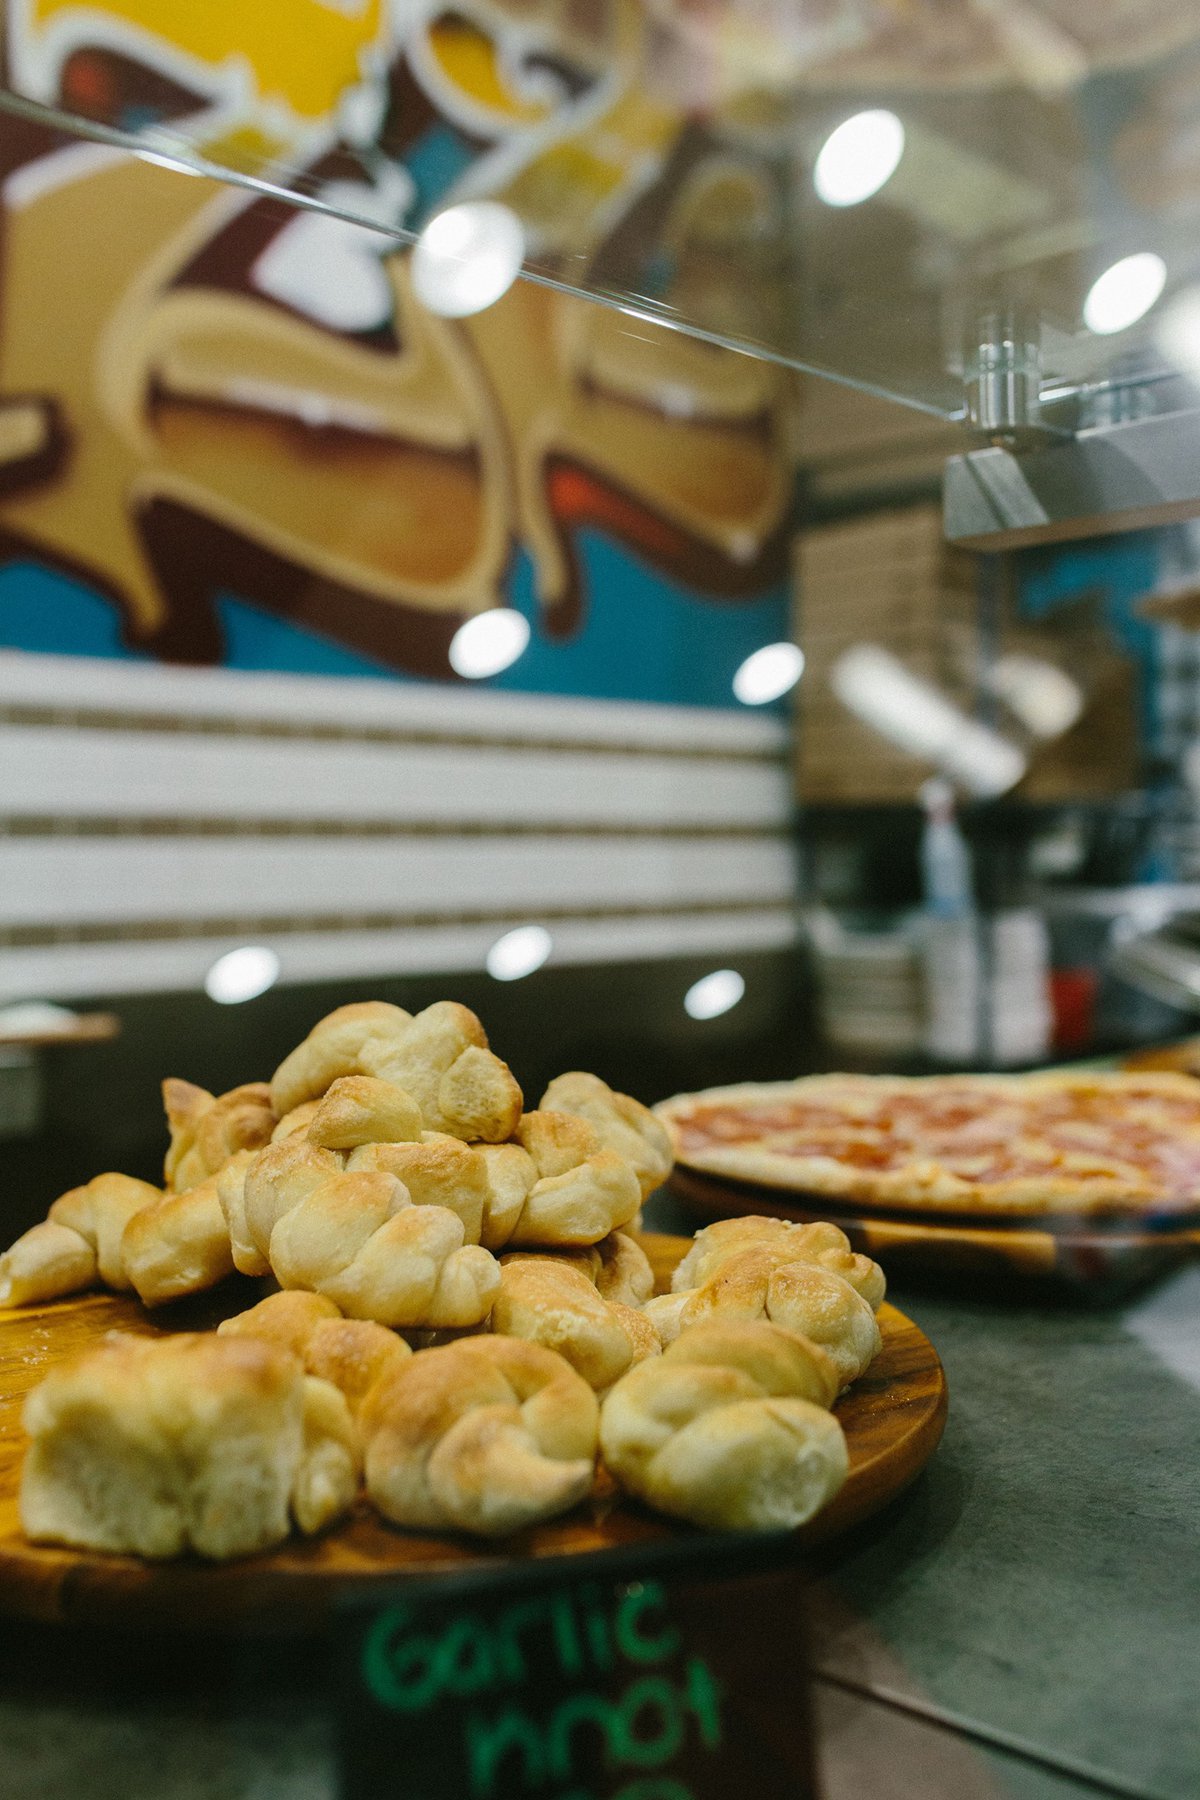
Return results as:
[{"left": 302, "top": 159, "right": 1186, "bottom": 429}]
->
[{"left": 0, "top": 1233, "right": 946, "bottom": 1634}]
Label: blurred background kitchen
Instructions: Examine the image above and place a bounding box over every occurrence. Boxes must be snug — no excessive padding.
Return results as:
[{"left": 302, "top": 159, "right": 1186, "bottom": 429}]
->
[{"left": 7, "top": 0, "right": 1200, "bottom": 1230}]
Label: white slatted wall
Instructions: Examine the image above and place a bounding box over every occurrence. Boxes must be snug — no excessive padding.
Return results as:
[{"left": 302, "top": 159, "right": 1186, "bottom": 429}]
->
[{"left": 0, "top": 653, "right": 797, "bottom": 1001}]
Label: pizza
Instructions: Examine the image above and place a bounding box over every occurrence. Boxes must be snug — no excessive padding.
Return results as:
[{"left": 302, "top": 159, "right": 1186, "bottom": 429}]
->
[{"left": 655, "top": 1071, "right": 1200, "bottom": 1218}]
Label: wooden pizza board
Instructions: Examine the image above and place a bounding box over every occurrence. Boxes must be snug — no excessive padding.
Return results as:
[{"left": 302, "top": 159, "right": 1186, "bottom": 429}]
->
[
  {"left": 0, "top": 1233, "right": 947, "bottom": 1634},
  {"left": 667, "top": 1167, "right": 1200, "bottom": 1297}
]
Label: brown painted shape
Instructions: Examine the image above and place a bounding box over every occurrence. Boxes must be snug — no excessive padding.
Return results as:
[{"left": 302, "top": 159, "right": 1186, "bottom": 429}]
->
[{"left": 0, "top": 1232, "right": 946, "bottom": 1635}]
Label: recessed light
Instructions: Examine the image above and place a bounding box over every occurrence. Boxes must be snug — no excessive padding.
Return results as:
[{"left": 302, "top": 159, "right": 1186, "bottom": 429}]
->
[
  {"left": 449, "top": 608, "right": 530, "bottom": 680},
  {"left": 814, "top": 111, "right": 905, "bottom": 208},
  {"left": 733, "top": 642, "right": 804, "bottom": 705},
  {"left": 204, "top": 946, "right": 280, "bottom": 1005},
  {"left": 412, "top": 202, "right": 525, "bottom": 318},
  {"left": 684, "top": 969, "right": 745, "bottom": 1020},
  {"left": 1083, "top": 253, "right": 1166, "bottom": 336},
  {"left": 486, "top": 925, "right": 552, "bottom": 981}
]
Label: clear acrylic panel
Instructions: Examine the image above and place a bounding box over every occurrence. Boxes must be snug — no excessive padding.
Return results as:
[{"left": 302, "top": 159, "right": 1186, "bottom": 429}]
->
[{"left": 5, "top": 2, "right": 1200, "bottom": 420}]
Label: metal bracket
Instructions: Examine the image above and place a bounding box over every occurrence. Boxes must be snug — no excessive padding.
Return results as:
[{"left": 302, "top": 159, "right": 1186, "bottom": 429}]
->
[{"left": 944, "top": 407, "right": 1200, "bottom": 549}]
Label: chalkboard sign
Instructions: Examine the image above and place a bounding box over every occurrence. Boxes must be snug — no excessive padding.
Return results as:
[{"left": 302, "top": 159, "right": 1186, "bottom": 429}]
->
[{"left": 338, "top": 1533, "right": 817, "bottom": 1800}]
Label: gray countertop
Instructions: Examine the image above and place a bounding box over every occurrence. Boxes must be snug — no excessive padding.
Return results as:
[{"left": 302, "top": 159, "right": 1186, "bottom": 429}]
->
[
  {"left": 814, "top": 1263, "right": 1200, "bottom": 1800},
  {"left": 1, "top": 1240, "right": 1197, "bottom": 1800}
]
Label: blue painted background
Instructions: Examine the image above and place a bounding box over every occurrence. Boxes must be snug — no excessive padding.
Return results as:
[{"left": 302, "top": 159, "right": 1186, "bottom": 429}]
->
[{"left": 0, "top": 529, "right": 791, "bottom": 711}]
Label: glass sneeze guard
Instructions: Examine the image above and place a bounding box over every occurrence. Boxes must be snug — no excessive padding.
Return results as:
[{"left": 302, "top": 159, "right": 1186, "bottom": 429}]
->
[{"left": 6, "top": 2, "right": 1200, "bottom": 426}]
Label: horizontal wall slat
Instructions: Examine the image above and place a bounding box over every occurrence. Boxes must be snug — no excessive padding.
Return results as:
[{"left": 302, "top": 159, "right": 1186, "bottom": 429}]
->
[
  {"left": 0, "top": 726, "right": 791, "bottom": 831},
  {"left": 0, "top": 911, "right": 798, "bottom": 1003},
  {"left": 0, "top": 654, "right": 789, "bottom": 756},
  {"left": 0, "top": 836, "right": 796, "bottom": 927}
]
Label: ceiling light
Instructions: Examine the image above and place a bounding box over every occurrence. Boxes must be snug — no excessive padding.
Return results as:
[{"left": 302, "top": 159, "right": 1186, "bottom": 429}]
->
[
  {"left": 486, "top": 924, "right": 552, "bottom": 982},
  {"left": 684, "top": 968, "right": 745, "bottom": 1021},
  {"left": 412, "top": 202, "right": 525, "bottom": 318},
  {"left": 205, "top": 945, "right": 280, "bottom": 1005},
  {"left": 733, "top": 641, "right": 805, "bottom": 705},
  {"left": 832, "top": 644, "right": 1027, "bottom": 797},
  {"left": 449, "top": 608, "right": 530, "bottom": 680},
  {"left": 986, "top": 654, "right": 1083, "bottom": 739},
  {"left": 814, "top": 111, "right": 905, "bottom": 208},
  {"left": 1083, "top": 253, "right": 1166, "bottom": 336}
]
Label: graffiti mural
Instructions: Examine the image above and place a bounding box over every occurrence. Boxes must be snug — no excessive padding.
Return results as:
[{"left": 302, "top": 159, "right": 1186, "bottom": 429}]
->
[{"left": 0, "top": 1, "right": 795, "bottom": 690}]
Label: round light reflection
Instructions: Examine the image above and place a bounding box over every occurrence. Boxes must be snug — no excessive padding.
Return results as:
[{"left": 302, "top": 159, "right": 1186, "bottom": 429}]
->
[
  {"left": 684, "top": 968, "right": 745, "bottom": 1021},
  {"left": 486, "top": 924, "right": 552, "bottom": 982},
  {"left": 205, "top": 945, "right": 280, "bottom": 1005},
  {"left": 1083, "top": 252, "right": 1166, "bottom": 336},
  {"left": 412, "top": 202, "right": 525, "bottom": 318},
  {"left": 814, "top": 111, "right": 905, "bottom": 208},
  {"left": 733, "top": 641, "right": 804, "bottom": 705},
  {"left": 449, "top": 608, "right": 530, "bottom": 680}
]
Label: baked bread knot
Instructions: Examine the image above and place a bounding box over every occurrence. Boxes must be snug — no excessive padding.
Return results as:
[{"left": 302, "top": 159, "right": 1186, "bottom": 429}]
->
[
  {"left": 269, "top": 1002, "right": 413, "bottom": 1116},
  {"left": 221, "top": 1139, "right": 501, "bottom": 1328},
  {"left": 599, "top": 1319, "right": 848, "bottom": 1531},
  {"left": 476, "top": 1113, "right": 642, "bottom": 1249},
  {"left": 361, "top": 1335, "right": 598, "bottom": 1537},
  {"left": 673, "top": 1216, "right": 886, "bottom": 1311},
  {"left": 494, "top": 1232, "right": 654, "bottom": 1309},
  {"left": 0, "top": 1173, "right": 161, "bottom": 1307},
  {"left": 493, "top": 1256, "right": 660, "bottom": 1391},
  {"left": 542, "top": 1073, "right": 674, "bottom": 1201},
  {"left": 163, "top": 1078, "right": 275, "bottom": 1192},
  {"left": 20, "top": 1331, "right": 358, "bottom": 1559},
  {"left": 218, "top": 1290, "right": 411, "bottom": 1415},
  {"left": 347, "top": 1135, "right": 490, "bottom": 1243},
  {"left": 306, "top": 1076, "right": 423, "bottom": 1151},
  {"left": 269, "top": 1170, "right": 499, "bottom": 1329},
  {"left": 649, "top": 1248, "right": 882, "bottom": 1389},
  {"left": 220, "top": 1138, "right": 343, "bottom": 1277},
  {"left": 270, "top": 1000, "right": 522, "bottom": 1142},
  {"left": 121, "top": 1170, "right": 236, "bottom": 1307}
]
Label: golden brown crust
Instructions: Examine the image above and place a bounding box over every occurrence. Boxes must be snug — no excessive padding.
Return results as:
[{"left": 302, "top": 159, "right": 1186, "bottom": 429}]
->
[
  {"left": 361, "top": 1335, "right": 598, "bottom": 1537},
  {"left": 491, "top": 1257, "right": 655, "bottom": 1391},
  {"left": 0, "top": 1174, "right": 162, "bottom": 1306},
  {"left": 162, "top": 1078, "right": 213, "bottom": 1187},
  {"left": 269, "top": 1001, "right": 522, "bottom": 1142},
  {"left": 358, "top": 1002, "right": 522, "bottom": 1141},
  {"left": 595, "top": 1231, "right": 656, "bottom": 1307},
  {"left": 541, "top": 1072, "right": 674, "bottom": 1200},
  {"left": 0, "top": 1222, "right": 98, "bottom": 1308},
  {"left": 515, "top": 1109, "right": 602, "bottom": 1175},
  {"left": 218, "top": 1290, "right": 411, "bottom": 1414},
  {"left": 267, "top": 1169, "right": 500, "bottom": 1330},
  {"left": 229, "top": 1138, "right": 342, "bottom": 1276},
  {"left": 304, "top": 1319, "right": 412, "bottom": 1415},
  {"left": 121, "top": 1174, "right": 236, "bottom": 1307},
  {"left": 473, "top": 1129, "right": 642, "bottom": 1251},
  {"left": 269, "top": 1002, "right": 412, "bottom": 1116},
  {"left": 650, "top": 1244, "right": 880, "bottom": 1389},
  {"left": 218, "top": 1289, "right": 342, "bottom": 1360},
  {"left": 163, "top": 1080, "right": 275, "bottom": 1192},
  {"left": 271, "top": 1100, "right": 321, "bottom": 1143},
  {"left": 49, "top": 1173, "right": 162, "bottom": 1292},
  {"left": 20, "top": 1331, "right": 357, "bottom": 1559},
  {"left": 672, "top": 1217, "right": 885, "bottom": 1310},
  {"left": 657, "top": 1071, "right": 1200, "bottom": 1217},
  {"left": 347, "top": 1135, "right": 489, "bottom": 1243},
  {"left": 306, "top": 1076, "right": 423, "bottom": 1151},
  {"left": 598, "top": 1319, "right": 847, "bottom": 1531}
]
